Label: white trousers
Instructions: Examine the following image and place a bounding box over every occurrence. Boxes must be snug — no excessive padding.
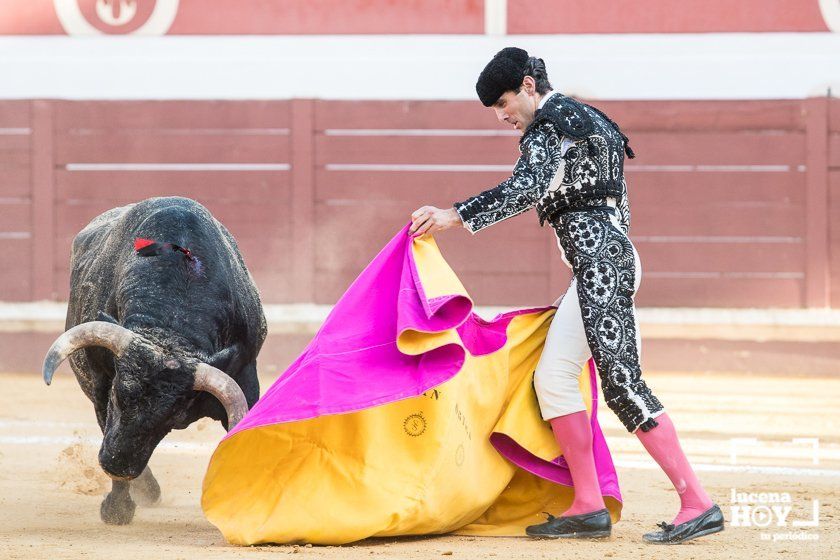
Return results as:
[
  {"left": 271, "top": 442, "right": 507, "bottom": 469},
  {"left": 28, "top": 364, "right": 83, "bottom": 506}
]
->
[{"left": 533, "top": 211, "right": 644, "bottom": 422}]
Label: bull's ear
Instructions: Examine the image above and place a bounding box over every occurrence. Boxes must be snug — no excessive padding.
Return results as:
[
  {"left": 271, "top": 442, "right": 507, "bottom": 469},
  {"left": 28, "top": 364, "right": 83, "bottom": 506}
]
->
[{"left": 97, "top": 311, "right": 120, "bottom": 325}]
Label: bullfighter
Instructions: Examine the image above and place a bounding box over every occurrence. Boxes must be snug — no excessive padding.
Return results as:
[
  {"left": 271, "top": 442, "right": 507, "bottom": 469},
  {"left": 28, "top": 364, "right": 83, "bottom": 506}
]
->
[{"left": 409, "top": 47, "right": 724, "bottom": 544}]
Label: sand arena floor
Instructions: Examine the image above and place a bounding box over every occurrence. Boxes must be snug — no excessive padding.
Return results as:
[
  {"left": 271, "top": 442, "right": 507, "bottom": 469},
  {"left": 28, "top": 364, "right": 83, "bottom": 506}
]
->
[{"left": 1, "top": 367, "right": 838, "bottom": 560}]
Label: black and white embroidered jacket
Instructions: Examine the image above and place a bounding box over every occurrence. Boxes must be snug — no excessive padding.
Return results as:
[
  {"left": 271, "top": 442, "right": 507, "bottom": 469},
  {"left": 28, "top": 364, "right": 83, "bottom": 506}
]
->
[{"left": 454, "top": 93, "right": 635, "bottom": 234}]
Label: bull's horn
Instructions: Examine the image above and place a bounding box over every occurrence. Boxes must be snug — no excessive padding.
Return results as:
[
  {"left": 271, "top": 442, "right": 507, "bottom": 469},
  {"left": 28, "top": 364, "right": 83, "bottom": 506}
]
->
[
  {"left": 43, "top": 321, "right": 137, "bottom": 385},
  {"left": 193, "top": 363, "right": 249, "bottom": 430}
]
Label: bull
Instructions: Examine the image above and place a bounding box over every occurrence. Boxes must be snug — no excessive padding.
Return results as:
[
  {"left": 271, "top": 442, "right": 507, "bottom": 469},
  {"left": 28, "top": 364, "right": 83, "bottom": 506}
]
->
[{"left": 42, "top": 197, "right": 266, "bottom": 524}]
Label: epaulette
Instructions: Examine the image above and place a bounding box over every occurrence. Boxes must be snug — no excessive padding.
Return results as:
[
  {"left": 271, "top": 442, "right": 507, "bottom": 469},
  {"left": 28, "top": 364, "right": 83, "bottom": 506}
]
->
[{"left": 521, "top": 95, "right": 594, "bottom": 144}]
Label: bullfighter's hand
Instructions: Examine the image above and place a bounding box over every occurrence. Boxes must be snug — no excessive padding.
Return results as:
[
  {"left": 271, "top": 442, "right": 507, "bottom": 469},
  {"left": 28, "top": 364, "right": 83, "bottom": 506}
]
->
[{"left": 409, "top": 206, "right": 463, "bottom": 237}]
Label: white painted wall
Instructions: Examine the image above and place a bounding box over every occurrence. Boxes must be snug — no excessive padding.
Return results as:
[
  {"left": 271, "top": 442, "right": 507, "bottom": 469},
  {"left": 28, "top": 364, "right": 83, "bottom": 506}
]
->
[{"left": 0, "top": 33, "right": 838, "bottom": 100}]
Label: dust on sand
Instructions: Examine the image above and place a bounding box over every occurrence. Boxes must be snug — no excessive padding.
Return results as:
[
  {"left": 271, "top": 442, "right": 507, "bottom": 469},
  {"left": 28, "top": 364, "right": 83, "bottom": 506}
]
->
[{"left": 55, "top": 438, "right": 111, "bottom": 496}]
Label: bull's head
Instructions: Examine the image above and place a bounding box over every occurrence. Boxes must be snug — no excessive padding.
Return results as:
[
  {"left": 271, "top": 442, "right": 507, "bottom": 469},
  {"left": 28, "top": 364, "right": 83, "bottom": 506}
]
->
[{"left": 42, "top": 321, "right": 248, "bottom": 480}]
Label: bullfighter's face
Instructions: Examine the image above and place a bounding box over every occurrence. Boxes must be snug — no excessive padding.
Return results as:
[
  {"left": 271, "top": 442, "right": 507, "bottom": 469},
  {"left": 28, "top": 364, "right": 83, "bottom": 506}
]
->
[
  {"left": 491, "top": 75, "right": 541, "bottom": 135},
  {"left": 98, "top": 344, "right": 196, "bottom": 480}
]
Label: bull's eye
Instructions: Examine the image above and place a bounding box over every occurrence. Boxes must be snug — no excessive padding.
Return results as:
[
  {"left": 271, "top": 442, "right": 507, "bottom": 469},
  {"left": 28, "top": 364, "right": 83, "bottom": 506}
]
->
[{"left": 115, "top": 380, "right": 141, "bottom": 409}]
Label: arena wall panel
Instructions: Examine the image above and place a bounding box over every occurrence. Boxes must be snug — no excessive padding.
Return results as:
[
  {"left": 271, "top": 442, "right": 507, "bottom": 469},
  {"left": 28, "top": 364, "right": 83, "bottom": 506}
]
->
[
  {"left": 0, "top": 101, "right": 33, "bottom": 301},
  {"left": 827, "top": 99, "right": 840, "bottom": 306},
  {"left": 0, "top": 98, "right": 835, "bottom": 308},
  {"left": 48, "top": 100, "right": 296, "bottom": 302}
]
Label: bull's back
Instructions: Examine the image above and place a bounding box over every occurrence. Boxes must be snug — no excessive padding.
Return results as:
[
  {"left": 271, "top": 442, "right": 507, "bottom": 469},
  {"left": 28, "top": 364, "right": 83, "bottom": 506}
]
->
[{"left": 66, "top": 197, "right": 265, "bottom": 347}]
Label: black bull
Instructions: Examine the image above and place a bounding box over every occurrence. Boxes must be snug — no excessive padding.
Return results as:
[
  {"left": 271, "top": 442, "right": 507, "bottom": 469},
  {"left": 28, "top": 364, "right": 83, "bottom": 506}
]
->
[{"left": 42, "top": 197, "right": 266, "bottom": 525}]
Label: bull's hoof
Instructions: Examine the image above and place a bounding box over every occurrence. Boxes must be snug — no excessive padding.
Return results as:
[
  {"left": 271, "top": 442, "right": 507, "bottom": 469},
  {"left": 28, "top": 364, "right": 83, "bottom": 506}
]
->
[
  {"left": 100, "top": 492, "right": 136, "bottom": 525},
  {"left": 130, "top": 470, "right": 161, "bottom": 506}
]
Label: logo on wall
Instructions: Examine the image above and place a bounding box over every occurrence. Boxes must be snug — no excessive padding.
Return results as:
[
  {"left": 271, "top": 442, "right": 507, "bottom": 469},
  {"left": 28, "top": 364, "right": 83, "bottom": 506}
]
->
[{"left": 53, "top": 0, "right": 179, "bottom": 35}]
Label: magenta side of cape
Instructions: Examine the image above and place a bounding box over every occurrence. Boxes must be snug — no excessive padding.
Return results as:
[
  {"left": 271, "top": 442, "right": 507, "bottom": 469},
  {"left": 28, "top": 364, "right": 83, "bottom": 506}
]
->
[{"left": 221, "top": 224, "right": 622, "bottom": 503}]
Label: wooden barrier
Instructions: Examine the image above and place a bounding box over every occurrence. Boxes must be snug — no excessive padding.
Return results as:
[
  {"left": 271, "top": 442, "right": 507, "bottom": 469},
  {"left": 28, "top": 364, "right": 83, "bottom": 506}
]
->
[{"left": 1, "top": 97, "right": 837, "bottom": 308}]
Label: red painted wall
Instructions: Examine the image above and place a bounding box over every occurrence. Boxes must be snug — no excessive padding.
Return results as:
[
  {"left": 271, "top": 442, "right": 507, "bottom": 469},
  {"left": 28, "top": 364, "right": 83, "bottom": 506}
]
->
[
  {"left": 1, "top": 98, "right": 837, "bottom": 308},
  {"left": 508, "top": 0, "right": 831, "bottom": 34},
  {"left": 0, "top": 0, "right": 484, "bottom": 35},
  {"left": 0, "top": 0, "right": 832, "bottom": 35}
]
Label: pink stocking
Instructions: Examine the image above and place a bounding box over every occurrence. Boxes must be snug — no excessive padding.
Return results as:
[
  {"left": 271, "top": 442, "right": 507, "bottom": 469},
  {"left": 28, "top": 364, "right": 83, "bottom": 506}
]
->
[
  {"left": 636, "top": 413, "right": 714, "bottom": 525},
  {"left": 549, "top": 411, "right": 606, "bottom": 516}
]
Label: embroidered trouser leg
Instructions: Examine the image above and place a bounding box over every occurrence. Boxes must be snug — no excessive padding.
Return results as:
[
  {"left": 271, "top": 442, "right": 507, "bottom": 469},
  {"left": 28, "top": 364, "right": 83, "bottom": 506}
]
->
[{"left": 540, "top": 208, "right": 664, "bottom": 433}]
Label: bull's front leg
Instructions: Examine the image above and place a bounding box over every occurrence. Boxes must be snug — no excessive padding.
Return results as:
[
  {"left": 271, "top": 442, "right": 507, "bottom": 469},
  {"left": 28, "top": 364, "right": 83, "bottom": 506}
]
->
[
  {"left": 130, "top": 466, "right": 161, "bottom": 506},
  {"left": 101, "top": 479, "right": 136, "bottom": 525}
]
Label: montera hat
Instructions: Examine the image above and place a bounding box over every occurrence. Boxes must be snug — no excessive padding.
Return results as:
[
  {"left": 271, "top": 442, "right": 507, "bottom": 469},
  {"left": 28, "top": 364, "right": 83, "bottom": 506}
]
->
[{"left": 475, "top": 47, "right": 530, "bottom": 107}]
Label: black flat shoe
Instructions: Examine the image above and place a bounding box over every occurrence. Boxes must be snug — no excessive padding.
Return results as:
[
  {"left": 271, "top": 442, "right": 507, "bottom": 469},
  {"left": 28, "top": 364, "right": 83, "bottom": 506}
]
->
[
  {"left": 643, "top": 504, "right": 725, "bottom": 544},
  {"left": 526, "top": 508, "right": 612, "bottom": 539}
]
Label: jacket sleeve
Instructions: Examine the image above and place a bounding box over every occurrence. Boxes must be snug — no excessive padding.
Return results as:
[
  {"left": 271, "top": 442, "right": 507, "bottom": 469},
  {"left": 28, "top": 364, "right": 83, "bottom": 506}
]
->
[{"left": 453, "top": 123, "right": 560, "bottom": 234}]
